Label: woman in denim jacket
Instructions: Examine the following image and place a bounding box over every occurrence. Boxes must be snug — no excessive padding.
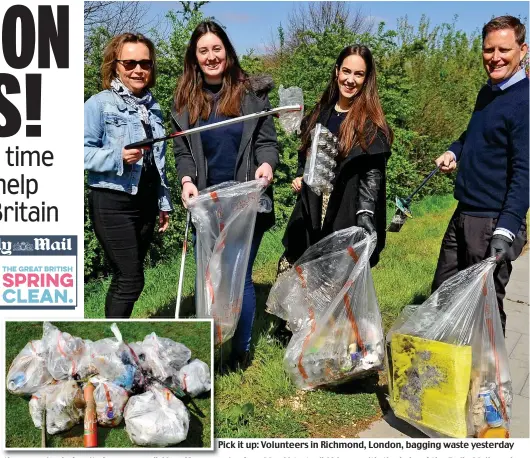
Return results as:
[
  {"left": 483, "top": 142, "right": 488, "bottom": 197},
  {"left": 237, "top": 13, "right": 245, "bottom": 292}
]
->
[{"left": 84, "top": 33, "right": 172, "bottom": 318}]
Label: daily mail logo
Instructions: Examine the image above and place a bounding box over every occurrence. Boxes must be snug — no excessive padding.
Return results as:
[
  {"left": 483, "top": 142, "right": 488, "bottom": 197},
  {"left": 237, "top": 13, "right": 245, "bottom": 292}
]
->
[
  {"left": 0, "top": 236, "right": 74, "bottom": 256},
  {"left": 0, "top": 235, "right": 77, "bottom": 309}
]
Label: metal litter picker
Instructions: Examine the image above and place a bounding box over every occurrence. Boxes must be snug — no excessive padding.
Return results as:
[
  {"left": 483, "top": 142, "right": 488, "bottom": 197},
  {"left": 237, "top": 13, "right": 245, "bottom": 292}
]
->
[{"left": 387, "top": 166, "right": 439, "bottom": 232}]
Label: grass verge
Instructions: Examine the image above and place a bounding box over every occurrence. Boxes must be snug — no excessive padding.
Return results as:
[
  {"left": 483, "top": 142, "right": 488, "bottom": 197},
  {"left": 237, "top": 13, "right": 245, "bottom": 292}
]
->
[
  {"left": 84, "top": 193, "right": 457, "bottom": 438},
  {"left": 5, "top": 321, "right": 212, "bottom": 448}
]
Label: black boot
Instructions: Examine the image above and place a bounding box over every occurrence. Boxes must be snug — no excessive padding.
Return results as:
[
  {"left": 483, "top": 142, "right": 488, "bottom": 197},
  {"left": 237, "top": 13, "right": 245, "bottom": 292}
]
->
[
  {"left": 273, "top": 319, "right": 292, "bottom": 346},
  {"left": 229, "top": 350, "right": 251, "bottom": 372}
]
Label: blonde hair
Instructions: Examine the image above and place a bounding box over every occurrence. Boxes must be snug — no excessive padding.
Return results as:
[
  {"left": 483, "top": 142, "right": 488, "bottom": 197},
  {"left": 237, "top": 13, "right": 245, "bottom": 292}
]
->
[{"left": 101, "top": 33, "right": 157, "bottom": 90}]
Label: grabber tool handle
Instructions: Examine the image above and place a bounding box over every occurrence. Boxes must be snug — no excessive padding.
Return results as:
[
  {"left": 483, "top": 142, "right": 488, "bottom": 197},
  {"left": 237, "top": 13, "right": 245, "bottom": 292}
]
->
[
  {"left": 404, "top": 166, "right": 439, "bottom": 206},
  {"left": 124, "top": 104, "right": 303, "bottom": 151},
  {"left": 175, "top": 211, "right": 191, "bottom": 318},
  {"left": 124, "top": 138, "right": 155, "bottom": 150}
]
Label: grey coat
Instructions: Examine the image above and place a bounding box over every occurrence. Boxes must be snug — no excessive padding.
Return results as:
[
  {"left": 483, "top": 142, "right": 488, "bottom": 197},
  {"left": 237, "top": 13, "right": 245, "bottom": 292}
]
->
[{"left": 171, "top": 78, "right": 279, "bottom": 230}]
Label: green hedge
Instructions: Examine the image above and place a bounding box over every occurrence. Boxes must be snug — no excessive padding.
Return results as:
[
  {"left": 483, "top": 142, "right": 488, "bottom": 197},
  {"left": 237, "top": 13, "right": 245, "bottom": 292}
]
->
[{"left": 84, "top": 9, "right": 483, "bottom": 280}]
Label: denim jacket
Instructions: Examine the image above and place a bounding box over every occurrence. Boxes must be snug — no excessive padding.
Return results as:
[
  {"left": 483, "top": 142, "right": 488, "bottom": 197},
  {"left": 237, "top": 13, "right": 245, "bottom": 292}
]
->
[{"left": 84, "top": 90, "right": 172, "bottom": 212}]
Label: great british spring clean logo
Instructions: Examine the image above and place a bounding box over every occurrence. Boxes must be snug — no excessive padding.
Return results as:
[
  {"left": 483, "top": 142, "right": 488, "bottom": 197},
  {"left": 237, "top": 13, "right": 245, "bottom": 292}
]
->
[{"left": 0, "top": 236, "right": 77, "bottom": 309}]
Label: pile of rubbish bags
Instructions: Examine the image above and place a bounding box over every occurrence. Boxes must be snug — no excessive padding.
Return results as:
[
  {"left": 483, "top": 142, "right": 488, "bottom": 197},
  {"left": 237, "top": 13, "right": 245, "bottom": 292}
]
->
[
  {"left": 267, "top": 227, "right": 385, "bottom": 390},
  {"left": 7, "top": 322, "right": 211, "bottom": 447},
  {"left": 187, "top": 179, "right": 267, "bottom": 346},
  {"left": 386, "top": 259, "right": 512, "bottom": 438}
]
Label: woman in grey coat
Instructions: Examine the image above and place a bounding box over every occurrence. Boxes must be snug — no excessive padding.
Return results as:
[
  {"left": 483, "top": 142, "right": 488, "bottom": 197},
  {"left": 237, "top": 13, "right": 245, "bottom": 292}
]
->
[{"left": 172, "top": 21, "right": 279, "bottom": 370}]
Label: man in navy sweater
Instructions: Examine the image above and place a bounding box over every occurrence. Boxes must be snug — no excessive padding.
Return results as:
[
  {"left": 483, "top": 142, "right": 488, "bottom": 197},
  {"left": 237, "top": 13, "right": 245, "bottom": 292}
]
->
[{"left": 432, "top": 15, "right": 529, "bottom": 334}]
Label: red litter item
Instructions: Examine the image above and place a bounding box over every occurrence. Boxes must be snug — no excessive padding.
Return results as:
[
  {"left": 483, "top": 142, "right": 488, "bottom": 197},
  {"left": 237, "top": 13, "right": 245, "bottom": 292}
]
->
[{"left": 83, "top": 382, "right": 97, "bottom": 448}]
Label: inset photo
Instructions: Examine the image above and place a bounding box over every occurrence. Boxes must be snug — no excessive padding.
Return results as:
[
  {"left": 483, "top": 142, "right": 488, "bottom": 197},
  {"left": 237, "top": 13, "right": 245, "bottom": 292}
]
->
[{"left": 4, "top": 320, "right": 213, "bottom": 449}]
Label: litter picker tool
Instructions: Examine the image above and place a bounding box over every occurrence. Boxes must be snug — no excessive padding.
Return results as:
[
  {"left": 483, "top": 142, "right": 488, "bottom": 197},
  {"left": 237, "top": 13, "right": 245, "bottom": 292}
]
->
[
  {"left": 41, "top": 394, "right": 46, "bottom": 448},
  {"left": 387, "top": 166, "right": 439, "bottom": 232},
  {"left": 125, "top": 104, "right": 303, "bottom": 150},
  {"left": 175, "top": 211, "right": 191, "bottom": 319}
]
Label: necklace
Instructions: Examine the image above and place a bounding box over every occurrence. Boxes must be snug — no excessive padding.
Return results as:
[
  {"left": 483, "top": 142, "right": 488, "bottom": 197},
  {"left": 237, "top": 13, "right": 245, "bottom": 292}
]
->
[{"left": 334, "top": 103, "right": 350, "bottom": 114}]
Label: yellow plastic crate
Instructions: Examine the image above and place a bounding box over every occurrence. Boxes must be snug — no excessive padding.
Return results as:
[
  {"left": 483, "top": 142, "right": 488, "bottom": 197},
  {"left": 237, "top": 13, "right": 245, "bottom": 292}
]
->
[{"left": 389, "top": 333, "right": 472, "bottom": 437}]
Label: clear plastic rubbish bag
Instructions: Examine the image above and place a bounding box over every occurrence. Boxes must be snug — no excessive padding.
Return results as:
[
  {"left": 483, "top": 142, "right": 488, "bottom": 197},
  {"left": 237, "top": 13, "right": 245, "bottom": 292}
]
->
[
  {"left": 91, "top": 378, "right": 129, "bottom": 427},
  {"left": 278, "top": 85, "right": 304, "bottom": 134},
  {"left": 89, "top": 323, "right": 140, "bottom": 392},
  {"left": 175, "top": 359, "right": 212, "bottom": 398},
  {"left": 29, "top": 380, "right": 84, "bottom": 435},
  {"left": 187, "top": 179, "right": 267, "bottom": 345},
  {"left": 303, "top": 123, "right": 338, "bottom": 196},
  {"left": 42, "top": 322, "right": 91, "bottom": 380},
  {"left": 267, "top": 227, "right": 384, "bottom": 389},
  {"left": 7, "top": 339, "right": 53, "bottom": 395},
  {"left": 139, "top": 332, "right": 192, "bottom": 381},
  {"left": 28, "top": 384, "right": 56, "bottom": 429},
  {"left": 386, "top": 258, "right": 512, "bottom": 438},
  {"left": 124, "top": 383, "right": 190, "bottom": 446}
]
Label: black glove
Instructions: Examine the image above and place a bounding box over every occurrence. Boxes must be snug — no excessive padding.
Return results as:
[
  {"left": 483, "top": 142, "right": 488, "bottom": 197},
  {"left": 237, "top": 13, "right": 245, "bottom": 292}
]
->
[
  {"left": 357, "top": 168, "right": 381, "bottom": 235},
  {"left": 489, "top": 234, "right": 513, "bottom": 264},
  {"left": 357, "top": 212, "right": 376, "bottom": 234}
]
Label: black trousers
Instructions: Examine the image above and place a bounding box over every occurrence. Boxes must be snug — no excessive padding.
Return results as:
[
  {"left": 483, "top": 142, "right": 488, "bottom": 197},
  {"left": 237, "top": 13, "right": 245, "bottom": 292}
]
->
[
  {"left": 88, "top": 186, "right": 159, "bottom": 318},
  {"left": 432, "top": 210, "right": 527, "bottom": 333}
]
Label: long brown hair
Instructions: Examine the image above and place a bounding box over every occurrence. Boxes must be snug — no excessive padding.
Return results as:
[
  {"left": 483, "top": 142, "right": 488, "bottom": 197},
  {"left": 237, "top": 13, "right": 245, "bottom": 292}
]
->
[
  {"left": 174, "top": 21, "right": 248, "bottom": 125},
  {"left": 299, "top": 45, "right": 392, "bottom": 159},
  {"left": 101, "top": 33, "right": 157, "bottom": 90}
]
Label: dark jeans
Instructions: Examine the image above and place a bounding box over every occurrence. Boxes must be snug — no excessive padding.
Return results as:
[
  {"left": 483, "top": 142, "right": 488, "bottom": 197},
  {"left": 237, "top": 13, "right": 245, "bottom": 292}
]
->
[
  {"left": 432, "top": 210, "right": 527, "bottom": 333},
  {"left": 88, "top": 186, "right": 158, "bottom": 318}
]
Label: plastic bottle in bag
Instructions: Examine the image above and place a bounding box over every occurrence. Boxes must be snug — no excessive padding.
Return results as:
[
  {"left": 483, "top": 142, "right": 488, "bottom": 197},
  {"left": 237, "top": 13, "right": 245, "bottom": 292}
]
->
[
  {"left": 7, "top": 339, "right": 53, "bottom": 395},
  {"left": 92, "top": 379, "right": 129, "bottom": 427}
]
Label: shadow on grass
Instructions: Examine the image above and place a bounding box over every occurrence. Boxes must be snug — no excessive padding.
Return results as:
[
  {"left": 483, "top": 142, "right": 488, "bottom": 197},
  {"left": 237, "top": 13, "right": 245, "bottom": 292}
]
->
[
  {"left": 323, "top": 372, "right": 391, "bottom": 415},
  {"left": 412, "top": 291, "right": 430, "bottom": 304},
  {"left": 149, "top": 295, "right": 196, "bottom": 319},
  {"left": 98, "top": 422, "right": 126, "bottom": 447},
  {"left": 178, "top": 409, "right": 205, "bottom": 447}
]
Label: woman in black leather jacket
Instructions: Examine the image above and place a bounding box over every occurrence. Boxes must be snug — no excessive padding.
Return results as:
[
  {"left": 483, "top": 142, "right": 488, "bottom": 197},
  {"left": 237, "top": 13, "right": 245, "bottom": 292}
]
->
[{"left": 282, "top": 44, "right": 392, "bottom": 270}]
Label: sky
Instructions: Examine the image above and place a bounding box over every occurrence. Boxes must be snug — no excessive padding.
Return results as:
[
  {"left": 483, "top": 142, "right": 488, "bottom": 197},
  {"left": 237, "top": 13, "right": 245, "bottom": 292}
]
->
[{"left": 138, "top": 1, "right": 530, "bottom": 55}]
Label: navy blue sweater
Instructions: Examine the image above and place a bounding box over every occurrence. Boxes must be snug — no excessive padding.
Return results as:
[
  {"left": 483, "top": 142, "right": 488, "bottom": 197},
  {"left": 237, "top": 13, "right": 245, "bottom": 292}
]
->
[{"left": 449, "top": 77, "right": 529, "bottom": 235}]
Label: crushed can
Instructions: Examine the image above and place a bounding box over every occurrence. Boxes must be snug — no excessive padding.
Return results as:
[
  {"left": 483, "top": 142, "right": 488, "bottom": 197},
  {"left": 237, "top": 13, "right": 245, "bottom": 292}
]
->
[{"left": 479, "top": 389, "right": 503, "bottom": 428}]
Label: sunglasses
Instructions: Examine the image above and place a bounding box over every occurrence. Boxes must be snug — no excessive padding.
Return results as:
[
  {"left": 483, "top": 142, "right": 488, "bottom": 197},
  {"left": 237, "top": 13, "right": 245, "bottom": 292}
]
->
[{"left": 115, "top": 59, "right": 153, "bottom": 70}]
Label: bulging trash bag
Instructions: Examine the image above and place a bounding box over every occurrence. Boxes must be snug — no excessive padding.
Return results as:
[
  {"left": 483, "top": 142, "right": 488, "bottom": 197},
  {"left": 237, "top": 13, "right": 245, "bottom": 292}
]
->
[
  {"left": 278, "top": 85, "right": 304, "bottom": 134},
  {"left": 124, "top": 383, "right": 190, "bottom": 446},
  {"left": 91, "top": 378, "right": 129, "bottom": 427},
  {"left": 42, "top": 322, "right": 91, "bottom": 380},
  {"left": 29, "top": 380, "right": 84, "bottom": 435},
  {"left": 267, "top": 227, "right": 384, "bottom": 390},
  {"left": 139, "top": 333, "right": 192, "bottom": 381},
  {"left": 89, "top": 323, "right": 140, "bottom": 392},
  {"left": 7, "top": 339, "right": 53, "bottom": 395},
  {"left": 175, "top": 359, "right": 211, "bottom": 398},
  {"left": 187, "top": 179, "right": 267, "bottom": 345},
  {"left": 386, "top": 258, "right": 512, "bottom": 438}
]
